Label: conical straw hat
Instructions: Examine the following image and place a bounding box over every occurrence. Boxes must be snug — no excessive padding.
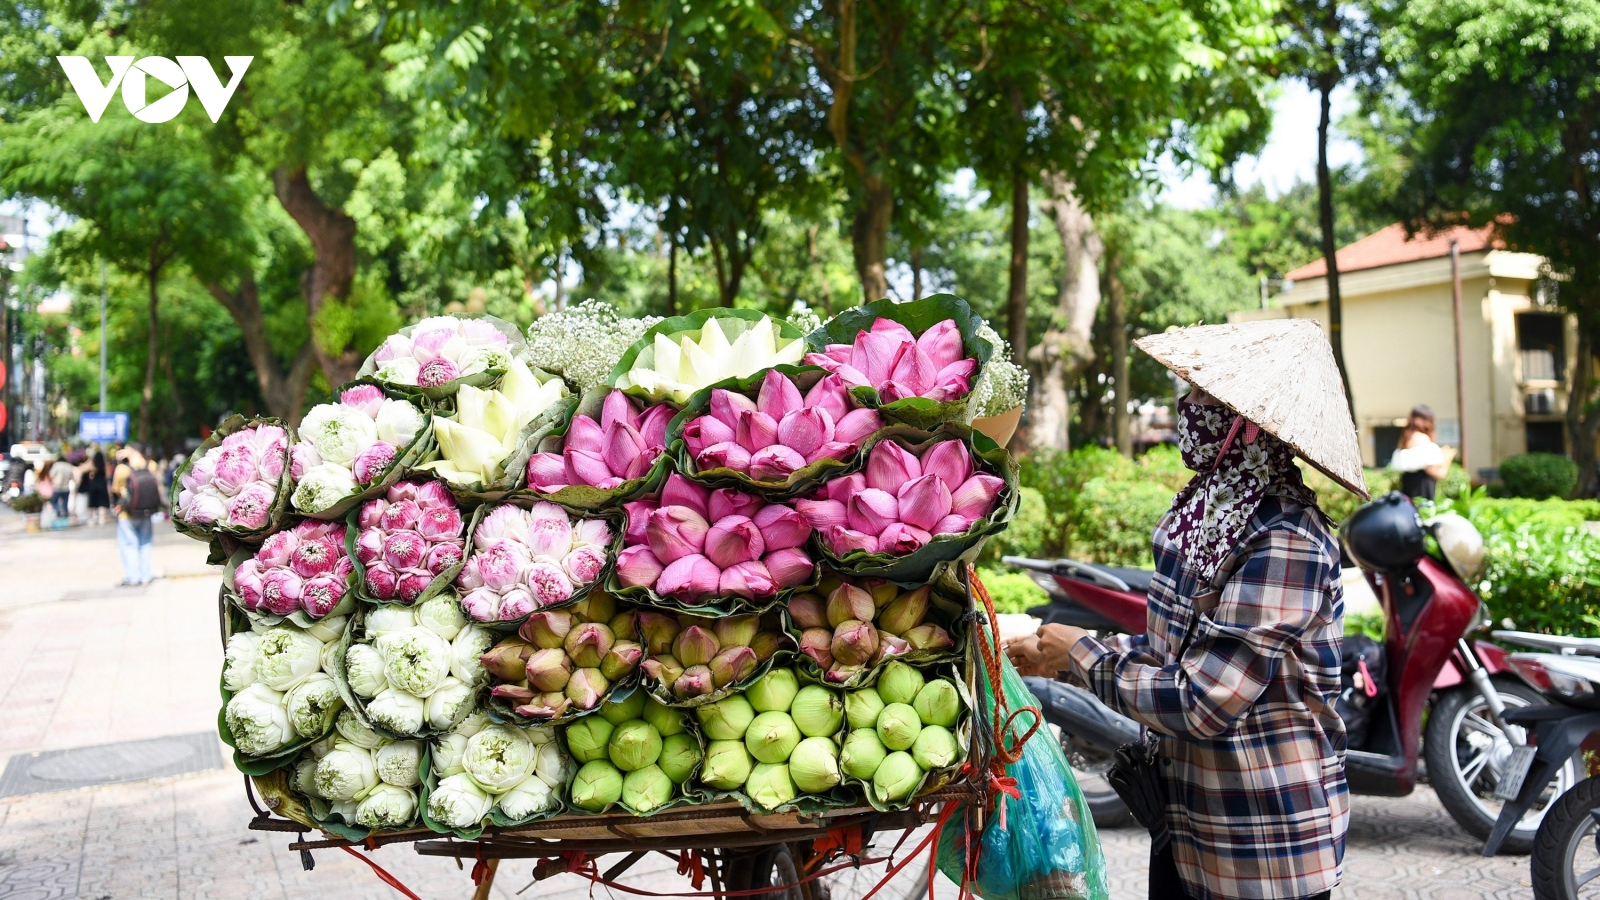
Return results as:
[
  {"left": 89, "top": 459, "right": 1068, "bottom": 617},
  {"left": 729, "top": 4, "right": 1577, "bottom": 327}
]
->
[{"left": 1135, "top": 319, "right": 1369, "bottom": 499}]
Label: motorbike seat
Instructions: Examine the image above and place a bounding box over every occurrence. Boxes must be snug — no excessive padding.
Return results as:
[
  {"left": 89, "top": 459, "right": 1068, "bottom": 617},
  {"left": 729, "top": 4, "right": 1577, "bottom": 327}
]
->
[{"left": 1101, "top": 566, "right": 1154, "bottom": 594}]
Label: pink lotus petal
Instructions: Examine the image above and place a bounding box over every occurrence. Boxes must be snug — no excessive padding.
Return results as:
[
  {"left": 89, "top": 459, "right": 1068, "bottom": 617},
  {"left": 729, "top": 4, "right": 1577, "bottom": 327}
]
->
[
  {"left": 566, "top": 449, "right": 613, "bottom": 487},
  {"left": 823, "top": 473, "right": 866, "bottom": 505},
  {"left": 601, "top": 390, "right": 642, "bottom": 432},
  {"left": 656, "top": 554, "right": 722, "bottom": 600},
  {"left": 719, "top": 560, "right": 776, "bottom": 600},
  {"left": 704, "top": 515, "right": 765, "bottom": 569},
  {"left": 638, "top": 404, "right": 676, "bottom": 453},
  {"left": 762, "top": 548, "right": 814, "bottom": 588},
  {"left": 684, "top": 416, "right": 736, "bottom": 459},
  {"left": 888, "top": 347, "right": 938, "bottom": 396},
  {"left": 803, "top": 374, "right": 851, "bottom": 422},
  {"left": 708, "top": 488, "right": 763, "bottom": 522},
  {"left": 833, "top": 408, "right": 884, "bottom": 445},
  {"left": 877, "top": 522, "right": 932, "bottom": 554},
  {"left": 950, "top": 473, "right": 1004, "bottom": 519},
  {"left": 756, "top": 370, "right": 802, "bottom": 421},
  {"left": 697, "top": 442, "right": 752, "bottom": 474},
  {"left": 526, "top": 452, "right": 569, "bottom": 491},
  {"left": 870, "top": 318, "right": 916, "bottom": 343},
  {"left": 847, "top": 488, "right": 899, "bottom": 534},
  {"left": 865, "top": 441, "right": 921, "bottom": 493},
  {"left": 794, "top": 498, "right": 849, "bottom": 531},
  {"left": 736, "top": 410, "right": 779, "bottom": 454},
  {"left": 852, "top": 330, "right": 908, "bottom": 387},
  {"left": 920, "top": 440, "right": 974, "bottom": 489},
  {"left": 709, "top": 390, "right": 757, "bottom": 430},
  {"left": 777, "top": 407, "right": 833, "bottom": 459},
  {"left": 753, "top": 504, "right": 812, "bottom": 551},
  {"left": 822, "top": 526, "right": 879, "bottom": 556},
  {"left": 565, "top": 416, "right": 604, "bottom": 455},
  {"left": 660, "top": 474, "right": 711, "bottom": 519},
  {"left": 748, "top": 445, "right": 806, "bottom": 482},
  {"left": 896, "top": 474, "right": 953, "bottom": 532},
  {"left": 916, "top": 320, "right": 964, "bottom": 371},
  {"left": 616, "top": 545, "right": 665, "bottom": 588}
]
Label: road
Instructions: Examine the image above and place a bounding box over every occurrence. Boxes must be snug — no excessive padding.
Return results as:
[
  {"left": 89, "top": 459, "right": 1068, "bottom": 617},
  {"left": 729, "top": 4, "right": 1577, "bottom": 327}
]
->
[{"left": 0, "top": 509, "right": 1539, "bottom": 899}]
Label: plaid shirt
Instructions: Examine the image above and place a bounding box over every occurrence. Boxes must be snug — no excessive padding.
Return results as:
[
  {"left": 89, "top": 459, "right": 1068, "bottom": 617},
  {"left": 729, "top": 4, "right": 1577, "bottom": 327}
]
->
[{"left": 1068, "top": 497, "right": 1347, "bottom": 900}]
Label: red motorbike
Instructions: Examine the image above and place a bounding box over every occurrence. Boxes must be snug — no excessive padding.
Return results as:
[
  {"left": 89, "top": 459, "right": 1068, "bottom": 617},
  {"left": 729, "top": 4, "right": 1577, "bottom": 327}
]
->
[{"left": 1007, "top": 492, "right": 1578, "bottom": 853}]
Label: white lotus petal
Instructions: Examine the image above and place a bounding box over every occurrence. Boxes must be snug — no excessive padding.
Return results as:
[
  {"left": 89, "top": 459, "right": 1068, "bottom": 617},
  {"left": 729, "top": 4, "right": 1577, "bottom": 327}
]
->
[{"left": 653, "top": 334, "right": 683, "bottom": 384}]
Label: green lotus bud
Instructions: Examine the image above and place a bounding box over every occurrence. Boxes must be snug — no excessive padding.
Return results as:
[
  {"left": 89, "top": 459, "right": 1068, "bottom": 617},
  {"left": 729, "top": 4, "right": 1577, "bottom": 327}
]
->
[
  {"left": 789, "top": 736, "right": 842, "bottom": 794},
  {"left": 715, "top": 614, "right": 760, "bottom": 648},
  {"left": 659, "top": 733, "right": 702, "bottom": 784},
  {"left": 902, "top": 624, "right": 954, "bottom": 652},
  {"left": 747, "top": 668, "right": 800, "bottom": 713},
  {"left": 571, "top": 759, "right": 624, "bottom": 812},
  {"left": 607, "top": 720, "right": 663, "bottom": 771},
  {"left": 826, "top": 663, "right": 863, "bottom": 685},
  {"left": 641, "top": 654, "right": 684, "bottom": 689},
  {"left": 745, "top": 711, "right": 801, "bottom": 765},
  {"left": 864, "top": 578, "right": 899, "bottom": 609},
  {"left": 525, "top": 648, "right": 573, "bottom": 692},
  {"left": 565, "top": 622, "right": 616, "bottom": 669},
  {"left": 621, "top": 764, "right": 674, "bottom": 813},
  {"left": 912, "top": 680, "right": 961, "bottom": 728},
  {"left": 601, "top": 640, "right": 645, "bottom": 681},
  {"left": 876, "top": 703, "right": 922, "bottom": 751},
  {"left": 565, "top": 667, "right": 609, "bottom": 709},
  {"left": 637, "top": 611, "right": 681, "bottom": 656},
  {"left": 600, "top": 690, "right": 647, "bottom": 725},
  {"left": 480, "top": 639, "right": 536, "bottom": 681},
  {"left": 845, "top": 688, "right": 885, "bottom": 730},
  {"left": 571, "top": 591, "right": 616, "bottom": 624},
  {"left": 816, "top": 571, "right": 844, "bottom": 599},
  {"left": 787, "top": 592, "right": 828, "bottom": 629},
  {"left": 876, "top": 661, "right": 925, "bottom": 705},
  {"left": 702, "top": 740, "right": 754, "bottom": 789},
  {"left": 791, "top": 685, "right": 844, "bottom": 738},
  {"left": 710, "top": 646, "right": 759, "bottom": 688},
  {"left": 877, "top": 586, "right": 930, "bottom": 636},
  {"left": 672, "top": 625, "right": 721, "bottom": 668},
  {"left": 826, "top": 584, "right": 875, "bottom": 628},
  {"left": 746, "top": 762, "right": 797, "bottom": 809},
  {"left": 643, "top": 698, "right": 688, "bottom": 737},
  {"left": 673, "top": 665, "right": 715, "bottom": 698},
  {"left": 871, "top": 751, "right": 923, "bottom": 804},
  {"left": 911, "top": 725, "right": 960, "bottom": 770},
  {"left": 697, "top": 696, "right": 755, "bottom": 741},
  {"left": 830, "top": 620, "right": 879, "bottom": 667},
  {"left": 840, "top": 729, "right": 888, "bottom": 780},
  {"left": 610, "top": 611, "right": 640, "bottom": 642},
  {"left": 565, "top": 716, "right": 615, "bottom": 763},
  {"left": 519, "top": 611, "right": 574, "bottom": 650},
  {"left": 749, "top": 631, "right": 786, "bottom": 663}
]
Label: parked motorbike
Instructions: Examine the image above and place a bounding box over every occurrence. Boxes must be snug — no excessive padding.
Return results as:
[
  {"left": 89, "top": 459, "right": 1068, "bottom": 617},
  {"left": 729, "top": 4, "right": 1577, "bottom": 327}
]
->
[{"left": 1006, "top": 492, "right": 1576, "bottom": 853}]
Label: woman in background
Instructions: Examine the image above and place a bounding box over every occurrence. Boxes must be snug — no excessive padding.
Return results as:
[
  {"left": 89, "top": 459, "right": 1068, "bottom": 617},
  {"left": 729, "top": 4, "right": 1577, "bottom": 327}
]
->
[
  {"left": 84, "top": 450, "right": 111, "bottom": 526},
  {"left": 1390, "top": 405, "right": 1453, "bottom": 501}
]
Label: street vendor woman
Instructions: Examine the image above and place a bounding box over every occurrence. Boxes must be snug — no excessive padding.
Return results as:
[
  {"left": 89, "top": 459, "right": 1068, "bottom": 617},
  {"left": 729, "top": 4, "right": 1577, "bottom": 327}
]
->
[{"left": 1006, "top": 320, "right": 1367, "bottom": 900}]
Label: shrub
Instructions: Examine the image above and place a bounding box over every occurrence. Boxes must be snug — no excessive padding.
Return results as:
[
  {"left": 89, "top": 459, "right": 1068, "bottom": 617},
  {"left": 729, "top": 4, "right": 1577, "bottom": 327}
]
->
[
  {"left": 1499, "top": 452, "right": 1578, "bottom": 499},
  {"left": 6, "top": 492, "right": 44, "bottom": 514},
  {"left": 1477, "top": 524, "right": 1600, "bottom": 637},
  {"left": 1019, "top": 445, "right": 1190, "bottom": 567},
  {"left": 1067, "top": 476, "right": 1174, "bottom": 567},
  {"left": 980, "top": 486, "right": 1050, "bottom": 565},
  {"left": 976, "top": 567, "right": 1050, "bottom": 615}
]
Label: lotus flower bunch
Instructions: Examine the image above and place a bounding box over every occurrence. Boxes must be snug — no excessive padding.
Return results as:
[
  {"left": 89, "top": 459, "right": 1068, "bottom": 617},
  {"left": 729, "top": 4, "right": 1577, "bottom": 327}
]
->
[
  {"left": 370, "top": 316, "right": 514, "bottom": 388},
  {"left": 289, "top": 714, "right": 424, "bottom": 829},
  {"left": 175, "top": 423, "right": 288, "bottom": 530},
  {"left": 354, "top": 480, "right": 466, "bottom": 604},
  {"left": 565, "top": 693, "right": 700, "bottom": 813},
  {"left": 838, "top": 663, "right": 963, "bottom": 805},
  {"left": 615, "top": 315, "right": 806, "bottom": 404},
  {"left": 798, "top": 439, "right": 1003, "bottom": 557},
  {"left": 342, "top": 596, "right": 493, "bottom": 737},
  {"left": 455, "top": 503, "right": 614, "bottom": 622},
  {"left": 221, "top": 615, "right": 348, "bottom": 756},
  {"left": 419, "top": 358, "right": 570, "bottom": 487},
  {"left": 480, "top": 594, "right": 642, "bottom": 720},
  {"left": 524, "top": 391, "right": 675, "bottom": 492},
  {"left": 290, "top": 386, "right": 427, "bottom": 513},
  {"left": 232, "top": 520, "right": 355, "bottom": 619},
  {"left": 689, "top": 677, "right": 847, "bottom": 808},
  {"left": 636, "top": 610, "right": 789, "bottom": 699},
  {"left": 804, "top": 318, "right": 976, "bottom": 403},
  {"left": 427, "top": 711, "right": 568, "bottom": 827},
  {"left": 682, "top": 370, "right": 885, "bottom": 482},
  {"left": 616, "top": 474, "right": 815, "bottom": 603},
  {"left": 788, "top": 579, "right": 955, "bottom": 683}
]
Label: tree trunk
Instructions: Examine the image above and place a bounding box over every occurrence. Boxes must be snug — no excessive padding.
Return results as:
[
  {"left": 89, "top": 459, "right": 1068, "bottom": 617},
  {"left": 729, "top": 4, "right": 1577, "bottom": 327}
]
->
[
  {"left": 207, "top": 274, "right": 318, "bottom": 426},
  {"left": 1028, "top": 173, "right": 1104, "bottom": 451},
  {"left": 1315, "top": 76, "right": 1355, "bottom": 416},
  {"left": 139, "top": 264, "right": 161, "bottom": 448},
  {"left": 910, "top": 245, "right": 923, "bottom": 301},
  {"left": 850, "top": 177, "right": 893, "bottom": 301},
  {"left": 808, "top": 225, "right": 833, "bottom": 314},
  {"left": 273, "top": 166, "right": 360, "bottom": 387},
  {"left": 1108, "top": 248, "right": 1132, "bottom": 457},
  {"left": 1007, "top": 169, "right": 1029, "bottom": 369},
  {"left": 1567, "top": 325, "right": 1600, "bottom": 496},
  {"left": 667, "top": 201, "right": 678, "bottom": 317}
]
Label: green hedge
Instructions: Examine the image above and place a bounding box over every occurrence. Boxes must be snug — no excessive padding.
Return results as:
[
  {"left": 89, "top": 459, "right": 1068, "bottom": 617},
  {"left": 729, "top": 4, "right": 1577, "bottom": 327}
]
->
[{"left": 1499, "top": 452, "right": 1579, "bottom": 499}]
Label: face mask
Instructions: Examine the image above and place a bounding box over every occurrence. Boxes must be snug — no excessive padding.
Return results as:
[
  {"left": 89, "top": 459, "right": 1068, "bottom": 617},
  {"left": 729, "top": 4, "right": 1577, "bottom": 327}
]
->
[{"left": 1176, "top": 397, "right": 1235, "bottom": 472}]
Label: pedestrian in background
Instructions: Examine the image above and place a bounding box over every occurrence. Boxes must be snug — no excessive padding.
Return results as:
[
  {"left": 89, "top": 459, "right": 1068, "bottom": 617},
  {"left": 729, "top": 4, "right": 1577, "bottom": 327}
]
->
[
  {"left": 1390, "top": 405, "right": 1453, "bottom": 502},
  {"left": 35, "top": 460, "right": 55, "bottom": 517},
  {"left": 84, "top": 450, "right": 110, "bottom": 526},
  {"left": 111, "top": 447, "right": 161, "bottom": 585},
  {"left": 49, "top": 455, "right": 74, "bottom": 520}
]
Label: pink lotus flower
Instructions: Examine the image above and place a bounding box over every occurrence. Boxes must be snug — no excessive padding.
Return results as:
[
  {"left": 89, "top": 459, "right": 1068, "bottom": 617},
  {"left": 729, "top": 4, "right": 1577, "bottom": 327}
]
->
[
  {"left": 233, "top": 559, "right": 266, "bottom": 609},
  {"left": 823, "top": 473, "right": 866, "bottom": 504},
  {"left": 411, "top": 327, "right": 459, "bottom": 361},
  {"left": 622, "top": 500, "right": 658, "bottom": 545},
  {"left": 684, "top": 416, "right": 735, "bottom": 459},
  {"left": 525, "top": 502, "right": 574, "bottom": 559},
  {"left": 302, "top": 574, "right": 348, "bottom": 617},
  {"left": 932, "top": 513, "right": 977, "bottom": 535},
  {"left": 457, "top": 556, "right": 485, "bottom": 591},
  {"left": 920, "top": 440, "right": 974, "bottom": 489},
  {"left": 697, "top": 442, "right": 751, "bottom": 473},
  {"left": 290, "top": 538, "right": 342, "bottom": 579},
  {"left": 261, "top": 569, "right": 305, "bottom": 616},
  {"left": 753, "top": 504, "right": 811, "bottom": 551},
  {"left": 256, "top": 440, "right": 287, "bottom": 483},
  {"left": 564, "top": 545, "right": 607, "bottom": 585},
  {"left": 478, "top": 541, "right": 530, "bottom": 592},
  {"left": 288, "top": 442, "right": 321, "bottom": 481},
  {"left": 654, "top": 473, "right": 707, "bottom": 518},
  {"left": 720, "top": 560, "right": 776, "bottom": 599},
  {"left": 749, "top": 445, "right": 805, "bottom": 482},
  {"left": 896, "top": 474, "right": 953, "bottom": 532},
  {"left": 212, "top": 445, "right": 258, "bottom": 496},
  {"left": 334, "top": 556, "right": 355, "bottom": 580},
  {"left": 474, "top": 504, "right": 530, "bottom": 546},
  {"left": 647, "top": 507, "right": 710, "bottom": 564},
  {"left": 709, "top": 488, "right": 764, "bottom": 523},
  {"left": 847, "top": 489, "right": 899, "bottom": 534},
  {"left": 293, "top": 520, "right": 344, "bottom": 542},
  {"left": 565, "top": 416, "right": 604, "bottom": 454},
  {"left": 709, "top": 390, "right": 757, "bottom": 429},
  {"left": 755, "top": 370, "right": 802, "bottom": 420},
  {"left": 762, "top": 548, "right": 814, "bottom": 588},
  {"left": 834, "top": 408, "right": 885, "bottom": 445},
  {"left": 358, "top": 498, "right": 388, "bottom": 531},
  {"left": 736, "top": 410, "right": 779, "bottom": 453},
  {"left": 424, "top": 541, "right": 464, "bottom": 575},
  {"left": 381, "top": 499, "right": 421, "bottom": 533},
  {"left": 616, "top": 545, "right": 665, "bottom": 588},
  {"left": 600, "top": 389, "right": 637, "bottom": 431},
  {"left": 383, "top": 531, "right": 427, "bottom": 570},
  {"left": 340, "top": 384, "right": 385, "bottom": 418},
  {"left": 805, "top": 442, "right": 856, "bottom": 465},
  {"left": 866, "top": 442, "right": 921, "bottom": 493},
  {"left": 525, "top": 453, "right": 568, "bottom": 490},
  {"left": 397, "top": 569, "right": 434, "bottom": 603},
  {"left": 878, "top": 523, "right": 932, "bottom": 554},
  {"left": 704, "top": 516, "right": 765, "bottom": 568},
  {"left": 499, "top": 586, "right": 537, "bottom": 620},
  {"left": 524, "top": 559, "right": 575, "bottom": 607},
  {"left": 822, "top": 526, "right": 879, "bottom": 556},
  {"left": 804, "top": 375, "right": 851, "bottom": 422},
  {"left": 418, "top": 506, "right": 464, "bottom": 542},
  {"left": 794, "top": 498, "right": 848, "bottom": 530},
  {"left": 656, "top": 554, "right": 722, "bottom": 601},
  {"left": 225, "top": 483, "right": 275, "bottom": 530},
  {"left": 417, "top": 356, "right": 460, "bottom": 387},
  {"left": 602, "top": 421, "right": 648, "bottom": 480},
  {"left": 776, "top": 407, "right": 833, "bottom": 459},
  {"left": 804, "top": 317, "right": 975, "bottom": 403},
  {"left": 460, "top": 587, "right": 501, "bottom": 621},
  {"left": 571, "top": 518, "right": 613, "bottom": 549},
  {"left": 950, "top": 473, "right": 1005, "bottom": 519},
  {"left": 565, "top": 449, "right": 617, "bottom": 488},
  {"left": 413, "top": 480, "right": 454, "bottom": 510},
  {"left": 638, "top": 404, "right": 675, "bottom": 452},
  {"left": 365, "top": 561, "right": 400, "bottom": 598}
]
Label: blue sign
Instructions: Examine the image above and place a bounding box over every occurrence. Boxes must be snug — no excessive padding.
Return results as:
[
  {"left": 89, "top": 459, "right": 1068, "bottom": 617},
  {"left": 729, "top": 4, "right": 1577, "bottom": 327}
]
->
[{"left": 79, "top": 411, "right": 129, "bottom": 443}]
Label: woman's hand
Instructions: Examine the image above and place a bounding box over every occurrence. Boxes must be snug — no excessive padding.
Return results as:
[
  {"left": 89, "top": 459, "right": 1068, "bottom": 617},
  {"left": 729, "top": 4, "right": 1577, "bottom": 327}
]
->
[
  {"left": 1004, "top": 635, "right": 1043, "bottom": 675},
  {"left": 1005, "top": 625, "right": 1092, "bottom": 677}
]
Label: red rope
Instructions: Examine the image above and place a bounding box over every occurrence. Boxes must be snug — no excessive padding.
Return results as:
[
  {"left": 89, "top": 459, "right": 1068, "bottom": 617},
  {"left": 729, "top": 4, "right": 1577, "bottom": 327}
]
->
[{"left": 339, "top": 846, "right": 425, "bottom": 900}]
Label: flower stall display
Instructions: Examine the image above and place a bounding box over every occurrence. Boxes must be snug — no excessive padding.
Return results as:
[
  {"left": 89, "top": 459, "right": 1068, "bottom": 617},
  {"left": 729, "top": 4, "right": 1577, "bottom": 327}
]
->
[
  {"left": 456, "top": 502, "right": 618, "bottom": 623},
  {"left": 522, "top": 389, "right": 676, "bottom": 506},
  {"left": 362, "top": 315, "right": 521, "bottom": 396},
  {"left": 611, "top": 310, "right": 806, "bottom": 405},
  {"left": 220, "top": 613, "right": 349, "bottom": 771},
  {"left": 423, "top": 711, "right": 569, "bottom": 835},
  {"left": 284, "top": 713, "right": 426, "bottom": 836},
  {"left": 352, "top": 479, "right": 468, "bottom": 605},
  {"left": 417, "top": 357, "right": 572, "bottom": 494},
  {"left": 563, "top": 692, "right": 705, "bottom": 815},
  {"left": 525, "top": 299, "right": 660, "bottom": 395},
  {"left": 635, "top": 610, "right": 791, "bottom": 706},
  {"left": 672, "top": 369, "right": 886, "bottom": 495},
  {"left": 785, "top": 576, "right": 962, "bottom": 686},
  {"left": 171, "top": 416, "right": 291, "bottom": 550},
  {"left": 290, "top": 385, "right": 431, "bottom": 517},
  {"left": 685, "top": 677, "right": 852, "bottom": 811},
  {"left": 836, "top": 662, "right": 971, "bottom": 811},
  {"left": 230, "top": 520, "right": 356, "bottom": 622},
  {"left": 480, "top": 593, "right": 642, "bottom": 723},
  {"left": 337, "top": 597, "right": 494, "bottom": 739},
  {"left": 611, "top": 474, "right": 817, "bottom": 612}
]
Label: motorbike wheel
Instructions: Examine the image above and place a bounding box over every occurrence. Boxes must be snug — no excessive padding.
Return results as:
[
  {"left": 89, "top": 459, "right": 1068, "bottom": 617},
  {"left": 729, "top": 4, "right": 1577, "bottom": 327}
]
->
[
  {"left": 1046, "top": 721, "right": 1133, "bottom": 828},
  {"left": 1531, "top": 775, "right": 1600, "bottom": 899},
  {"left": 1425, "top": 679, "right": 1579, "bottom": 855}
]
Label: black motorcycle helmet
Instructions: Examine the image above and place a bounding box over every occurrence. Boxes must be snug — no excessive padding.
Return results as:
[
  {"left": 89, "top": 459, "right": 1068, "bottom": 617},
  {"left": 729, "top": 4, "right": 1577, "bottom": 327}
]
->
[{"left": 1341, "top": 492, "right": 1426, "bottom": 572}]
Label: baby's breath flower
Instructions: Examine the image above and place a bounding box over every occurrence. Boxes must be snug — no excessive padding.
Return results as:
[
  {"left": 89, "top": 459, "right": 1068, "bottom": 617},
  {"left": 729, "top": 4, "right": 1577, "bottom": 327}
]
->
[
  {"left": 524, "top": 300, "right": 659, "bottom": 394},
  {"left": 785, "top": 307, "right": 823, "bottom": 335},
  {"left": 969, "top": 324, "right": 1029, "bottom": 419}
]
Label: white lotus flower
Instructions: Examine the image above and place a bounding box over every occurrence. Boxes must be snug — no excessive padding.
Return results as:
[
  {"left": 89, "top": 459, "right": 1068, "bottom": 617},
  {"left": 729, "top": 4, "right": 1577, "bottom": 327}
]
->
[
  {"left": 300, "top": 404, "right": 378, "bottom": 467},
  {"left": 366, "top": 688, "right": 426, "bottom": 735},
  {"left": 294, "top": 756, "right": 321, "bottom": 798},
  {"left": 375, "top": 399, "right": 426, "bottom": 448},
  {"left": 222, "top": 633, "right": 261, "bottom": 692},
  {"left": 335, "top": 710, "right": 385, "bottom": 749},
  {"left": 305, "top": 614, "right": 348, "bottom": 644},
  {"left": 366, "top": 606, "right": 418, "bottom": 637},
  {"left": 432, "top": 732, "right": 470, "bottom": 778},
  {"left": 225, "top": 683, "right": 294, "bottom": 756},
  {"left": 328, "top": 799, "right": 358, "bottom": 822},
  {"left": 383, "top": 627, "right": 453, "bottom": 698},
  {"left": 285, "top": 673, "right": 343, "bottom": 739},
  {"left": 418, "top": 359, "right": 567, "bottom": 487},
  {"left": 375, "top": 740, "right": 424, "bottom": 788},
  {"left": 355, "top": 782, "right": 417, "bottom": 829},
  {"left": 618, "top": 316, "right": 805, "bottom": 403},
  {"left": 497, "top": 773, "right": 556, "bottom": 820},
  {"left": 315, "top": 742, "right": 378, "bottom": 801},
  {"left": 455, "top": 710, "right": 491, "bottom": 738},
  {"left": 375, "top": 357, "right": 421, "bottom": 385},
  {"left": 255, "top": 628, "right": 325, "bottom": 692},
  {"left": 451, "top": 624, "right": 495, "bottom": 686},
  {"left": 319, "top": 639, "right": 342, "bottom": 676},
  {"left": 292, "top": 463, "right": 360, "bottom": 514},
  {"left": 462, "top": 724, "right": 536, "bottom": 793},
  {"left": 345, "top": 643, "right": 388, "bottom": 698},
  {"left": 416, "top": 593, "right": 466, "bottom": 641},
  {"left": 534, "top": 739, "right": 567, "bottom": 789},
  {"left": 425, "top": 676, "right": 474, "bottom": 730},
  {"left": 427, "top": 773, "right": 494, "bottom": 829}
]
